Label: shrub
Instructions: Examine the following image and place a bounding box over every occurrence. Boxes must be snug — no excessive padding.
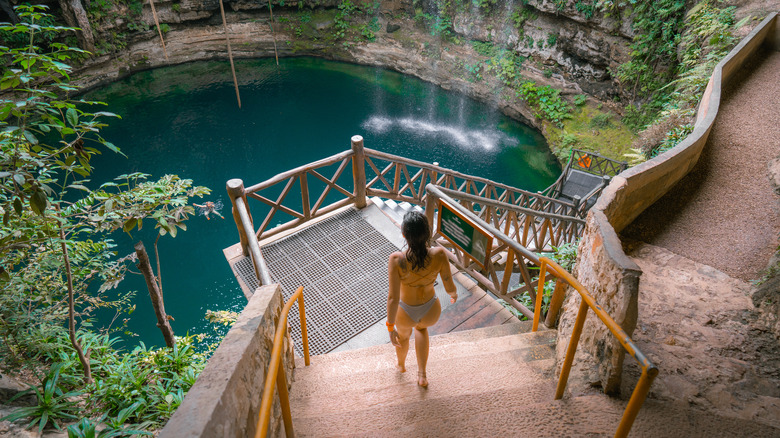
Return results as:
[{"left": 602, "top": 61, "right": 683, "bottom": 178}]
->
[{"left": 589, "top": 113, "right": 612, "bottom": 129}]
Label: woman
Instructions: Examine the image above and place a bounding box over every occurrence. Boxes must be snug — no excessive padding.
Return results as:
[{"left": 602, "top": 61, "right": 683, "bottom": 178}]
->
[{"left": 387, "top": 211, "right": 457, "bottom": 388}]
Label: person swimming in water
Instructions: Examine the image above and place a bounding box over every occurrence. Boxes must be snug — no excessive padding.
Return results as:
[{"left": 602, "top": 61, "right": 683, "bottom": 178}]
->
[
  {"left": 193, "top": 201, "right": 224, "bottom": 220},
  {"left": 387, "top": 210, "right": 458, "bottom": 388}
]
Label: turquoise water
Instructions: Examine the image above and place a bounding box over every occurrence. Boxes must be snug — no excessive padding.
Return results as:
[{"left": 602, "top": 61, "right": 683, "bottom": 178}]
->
[{"left": 83, "top": 57, "right": 559, "bottom": 348}]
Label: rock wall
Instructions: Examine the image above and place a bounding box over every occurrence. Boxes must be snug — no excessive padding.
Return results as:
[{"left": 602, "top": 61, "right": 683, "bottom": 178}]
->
[
  {"left": 555, "top": 210, "right": 640, "bottom": 395},
  {"left": 72, "top": 0, "right": 635, "bottom": 129},
  {"left": 159, "top": 284, "right": 294, "bottom": 437}
]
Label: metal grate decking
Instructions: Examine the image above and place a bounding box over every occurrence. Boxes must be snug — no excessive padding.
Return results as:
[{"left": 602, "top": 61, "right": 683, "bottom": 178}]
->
[{"left": 234, "top": 208, "right": 399, "bottom": 356}]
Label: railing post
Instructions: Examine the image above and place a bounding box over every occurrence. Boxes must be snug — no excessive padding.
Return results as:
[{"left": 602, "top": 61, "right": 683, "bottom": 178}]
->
[
  {"left": 544, "top": 279, "right": 568, "bottom": 328},
  {"left": 351, "top": 135, "right": 367, "bottom": 208},
  {"left": 425, "top": 184, "right": 436, "bottom": 236},
  {"left": 572, "top": 195, "right": 582, "bottom": 218},
  {"left": 227, "top": 178, "right": 251, "bottom": 256},
  {"left": 556, "top": 299, "right": 589, "bottom": 400}
]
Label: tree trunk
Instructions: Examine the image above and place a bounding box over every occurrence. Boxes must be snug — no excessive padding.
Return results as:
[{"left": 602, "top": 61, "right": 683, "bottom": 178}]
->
[
  {"left": 135, "top": 241, "right": 176, "bottom": 348},
  {"left": 58, "top": 220, "right": 92, "bottom": 384},
  {"left": 58, "top": 0, "right": 96, "bottom": 53},
  {"left": 0, "top": 0, "right": 19, "bottom": 24}
]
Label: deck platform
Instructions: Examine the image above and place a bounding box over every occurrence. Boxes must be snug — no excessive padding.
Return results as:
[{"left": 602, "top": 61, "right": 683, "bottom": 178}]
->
[{"left": 224, "top": 202, "right": 518, "bottom": 355}]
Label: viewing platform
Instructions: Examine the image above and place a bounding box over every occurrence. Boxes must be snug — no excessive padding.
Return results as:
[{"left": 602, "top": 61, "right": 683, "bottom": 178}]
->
[{"left": 224, "top": 200, "right": 519, "bottom": 355}]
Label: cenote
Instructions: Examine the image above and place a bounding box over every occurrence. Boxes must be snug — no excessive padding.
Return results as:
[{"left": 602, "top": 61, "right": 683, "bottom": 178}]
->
[{"left": 84, "top": 57, "right": 560, "bottom": 349}]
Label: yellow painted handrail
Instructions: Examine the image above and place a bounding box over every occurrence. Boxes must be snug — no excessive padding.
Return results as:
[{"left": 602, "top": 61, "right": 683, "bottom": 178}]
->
[
  {"left": 256, "top": 286, "right": 310, "bottom": 438},
  {"left": 533, "top": 257, "right": 658, "bottom": 438}
]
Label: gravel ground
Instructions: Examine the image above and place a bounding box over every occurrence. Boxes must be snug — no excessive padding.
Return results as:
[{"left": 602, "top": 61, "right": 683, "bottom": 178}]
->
[{"left": 622, "top": 47, "right": 780, "bottom": 281}]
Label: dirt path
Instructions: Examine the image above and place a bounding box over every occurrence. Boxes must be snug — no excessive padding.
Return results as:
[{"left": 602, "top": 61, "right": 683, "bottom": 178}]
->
[
  {"left": 622, "top": 242, "right": 780, "bottom": 430},
  {"left": 622, "top": 48, "right": 780, "bottom": 281}
]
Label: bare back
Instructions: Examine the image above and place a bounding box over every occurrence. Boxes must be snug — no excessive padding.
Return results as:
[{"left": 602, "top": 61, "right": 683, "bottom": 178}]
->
[{"left": 391, "top": 247, "right": 455, "bottom": 305}]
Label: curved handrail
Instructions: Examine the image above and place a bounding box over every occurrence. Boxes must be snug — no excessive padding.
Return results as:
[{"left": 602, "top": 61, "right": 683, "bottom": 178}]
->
[
  {"left": 427, "top": 184, "right": 656, "bottom": 438},
  {"left": 534, "top": 257, "right": 658, "bottom": 438},
  {"left": 256, "top": 286, "right": 310, "bottom": 438}
]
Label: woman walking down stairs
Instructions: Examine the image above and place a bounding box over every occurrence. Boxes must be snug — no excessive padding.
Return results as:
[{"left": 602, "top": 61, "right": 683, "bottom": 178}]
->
[{"left": 288, "top": 322, "right": 779, "bottom": 437}]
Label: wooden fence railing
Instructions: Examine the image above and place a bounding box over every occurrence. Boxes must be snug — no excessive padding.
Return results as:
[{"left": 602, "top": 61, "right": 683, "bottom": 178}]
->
[
  {"left": 424, "top": 185, "right": 583, "bottom": 318},
  {"left": 226, "top": 135, "right": 585, "bottom": 291}
]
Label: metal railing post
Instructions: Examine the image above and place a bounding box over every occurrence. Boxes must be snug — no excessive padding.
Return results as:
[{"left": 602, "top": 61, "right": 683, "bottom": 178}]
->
[
  {"left": 556, "top": 299, "right": 589, "bottom": 400},
  {"left": 351, "top": 135, "right": 367, "bottom": 208},
  {"left": 227, "top": 178, "right": 251, "bottom": 256}
]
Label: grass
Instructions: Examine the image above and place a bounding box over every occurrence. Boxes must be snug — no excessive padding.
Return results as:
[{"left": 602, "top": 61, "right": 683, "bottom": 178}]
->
[{"left": 544, "top": 104, "right": 637, "bottom": 163}]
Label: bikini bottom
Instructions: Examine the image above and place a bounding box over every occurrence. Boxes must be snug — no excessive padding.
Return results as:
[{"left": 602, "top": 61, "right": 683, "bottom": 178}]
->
[{"left": 399, "top": 296, "right": 438, "bottom": 323}]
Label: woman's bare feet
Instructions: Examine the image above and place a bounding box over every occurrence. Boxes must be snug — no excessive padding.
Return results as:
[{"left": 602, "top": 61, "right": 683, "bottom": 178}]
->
[
  {"left": 417, "top": 370, "right": 428, "bottom": 388},
  {"left": 397, "top": 363, "right": 406, "bottom": 373}
]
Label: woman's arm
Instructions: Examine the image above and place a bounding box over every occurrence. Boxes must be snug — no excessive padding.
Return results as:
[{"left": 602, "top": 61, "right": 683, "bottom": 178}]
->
[
  {"left": 387, "top": 253, "right": 401, "bottom": 346},
  {"left": 436, "top": 249, "right": 458, "bottom": 303}
]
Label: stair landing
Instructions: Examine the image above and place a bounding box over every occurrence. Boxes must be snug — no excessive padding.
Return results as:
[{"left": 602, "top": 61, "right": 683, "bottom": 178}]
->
[{"left": 224, "top": 203, "right": 519, "bottom": 355}]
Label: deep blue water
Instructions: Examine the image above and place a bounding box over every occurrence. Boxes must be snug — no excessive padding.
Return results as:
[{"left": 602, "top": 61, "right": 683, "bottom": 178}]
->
[{"left": 82, "top": 57, "right": 560, "bottom": 349}]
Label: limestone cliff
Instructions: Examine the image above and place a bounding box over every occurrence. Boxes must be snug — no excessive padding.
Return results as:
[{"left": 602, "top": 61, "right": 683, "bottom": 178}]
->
[{"left": 73, "top": 0, "right": 635, "bottom": 130}]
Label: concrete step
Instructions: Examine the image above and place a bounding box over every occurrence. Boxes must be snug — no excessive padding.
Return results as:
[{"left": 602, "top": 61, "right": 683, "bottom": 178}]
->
[
  {"left": 290, "top": 328, "right": 557, "bottom": 415},
  {"left": 290, "top": 338, "right": 555, "bottom": 413},
  {"left": 294, "top": 321, "right": 538, "bottom": 367},
  {"left": 293, "top": 390, "right": 780, "bottom": 438}
]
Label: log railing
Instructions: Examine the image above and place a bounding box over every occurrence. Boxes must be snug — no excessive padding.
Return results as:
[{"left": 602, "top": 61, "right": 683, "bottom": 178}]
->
[
  {"left": 425, "top": 185, "right": 581, "bottom": 319},
  {"left": 227, "top": 135, "right": 585, "bottom": 290}
]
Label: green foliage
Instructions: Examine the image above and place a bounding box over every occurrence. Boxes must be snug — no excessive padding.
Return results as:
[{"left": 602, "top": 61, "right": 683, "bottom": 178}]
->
[
  {"left": 0, "top": 364, "right": 81, "bottom": 433},
  {"left": 621, "top": 100, "right": 663, "bottom": 132},
  {"left": 546, "top": 32, "right": 558, "bottom": 47},
  {"left": 510, "top": 7, "right": 536, "bottom": 31},
  {"left": 573, "top": 94, "right": 587, "bottom": 106},
  {"left": 575, "top": 0, "right": 596, "bottom": 19},
  {"left": 516, "top": 81, "right": 571, "bottom": 127},
  {"left": 472, "top": 0, "right": 496, "bottom": 11},
  {"left": 502, "top": 241, "right": 580, "bottom": 320},
  {"left": 588, "top": 113, "right": 612, "bottom": 129},
  {"left": 471, "top": 40, "right": 498, "bottom": 58},
  {"left": 88, "top": 335, "right": 206, "bottom": 426},
  {"left": 204, "top": 310, "right": 240, "bottom": 326},
  {"left": 649, "top": 123, "right": 693, "bottom": 157},
  {"left": 0, "top": 9, "right": 209, "bottom": 432},
  {"left": 413, "top": 0, "right": 455, "bottom": 40},
  {"left": 359, "top": 18, "right": 382, "bottom": 42},
  {"left": 0, "top": 5, "right": 60, "bottom": 49}
]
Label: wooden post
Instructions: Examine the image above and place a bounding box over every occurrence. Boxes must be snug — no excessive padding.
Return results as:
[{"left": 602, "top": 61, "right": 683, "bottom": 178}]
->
[
  {"left": 227, "top": 178, "right": 251, "bottom": 256},
  {"left": 544, "top": 279, "right": 568, "bottom": 328},
  {"left": 135, "top": 241, "right": 176, "bottom": 348},
  {"left": 351, "top": 135, "right": 367, "bottom": 208},
  {"left": 425, "top": 184, "right": 436, "bottom": 237},
  {"left": 300, "top": 173, "right": 311, "bottom": 220},
  {"left": 572, "top": 195, "right": 582, "bottom": 218}
]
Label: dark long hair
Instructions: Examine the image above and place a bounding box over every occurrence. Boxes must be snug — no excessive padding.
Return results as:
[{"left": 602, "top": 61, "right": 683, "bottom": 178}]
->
[{"left": 402, "top": 211, "right": 430, "bottom": 271}]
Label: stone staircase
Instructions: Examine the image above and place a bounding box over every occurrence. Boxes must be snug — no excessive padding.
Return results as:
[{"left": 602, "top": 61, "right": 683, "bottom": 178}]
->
[{"left": 288, "top": 321, "right": 780, "bottom": 437}]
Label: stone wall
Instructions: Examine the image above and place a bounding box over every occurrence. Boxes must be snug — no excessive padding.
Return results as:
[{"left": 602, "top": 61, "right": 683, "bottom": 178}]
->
[
  {"left": 556, "top": 12, "right": 779, "bottom": 395},
  {"left": 159, "top": 284, "right": 294, "bottom": 437}
]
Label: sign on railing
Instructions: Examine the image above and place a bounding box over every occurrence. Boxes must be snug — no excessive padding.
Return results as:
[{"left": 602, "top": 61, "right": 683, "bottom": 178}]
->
[{"left": 437, "top": 200, "right": 493, "bottom": 269}]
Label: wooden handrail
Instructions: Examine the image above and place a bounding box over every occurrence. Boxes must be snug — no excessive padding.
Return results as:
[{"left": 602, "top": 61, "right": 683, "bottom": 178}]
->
[
  {"left": 533, "top": 257, "right": 657, "bottom": 438},
  {"left": 426, "top": 185, "right": 656, "bottom": 438},
  {"left": 256, "top": 286, "right": 310, "bottom": 438}
]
